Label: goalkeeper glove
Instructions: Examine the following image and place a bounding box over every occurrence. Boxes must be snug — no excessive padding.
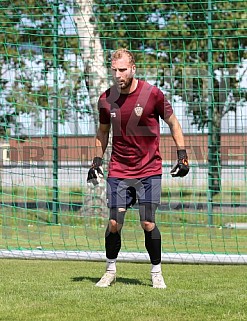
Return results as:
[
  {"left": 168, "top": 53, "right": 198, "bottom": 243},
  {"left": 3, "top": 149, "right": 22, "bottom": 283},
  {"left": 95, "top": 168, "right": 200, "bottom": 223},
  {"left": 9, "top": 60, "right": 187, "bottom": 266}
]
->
[
  {"left": 170, "top": 149, "right": 189, "bottom": 177},
  {"left": 87, "top": 157, "right": 104, "bottom": 186}
]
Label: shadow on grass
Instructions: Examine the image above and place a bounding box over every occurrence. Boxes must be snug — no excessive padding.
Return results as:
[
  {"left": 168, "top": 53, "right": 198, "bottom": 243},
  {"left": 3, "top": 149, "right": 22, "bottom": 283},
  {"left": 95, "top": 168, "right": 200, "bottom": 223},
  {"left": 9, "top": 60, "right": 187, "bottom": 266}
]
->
[{"left": 71, "top": 276, "right": 146, "bottom": 286}]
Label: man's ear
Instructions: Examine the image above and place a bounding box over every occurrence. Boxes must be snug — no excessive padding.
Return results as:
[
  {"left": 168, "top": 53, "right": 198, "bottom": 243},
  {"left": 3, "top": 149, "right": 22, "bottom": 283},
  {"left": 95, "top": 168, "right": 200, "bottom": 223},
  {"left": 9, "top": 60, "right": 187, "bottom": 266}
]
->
[{"left": 131, "top": 64, "right": 136, "bottom": 76}]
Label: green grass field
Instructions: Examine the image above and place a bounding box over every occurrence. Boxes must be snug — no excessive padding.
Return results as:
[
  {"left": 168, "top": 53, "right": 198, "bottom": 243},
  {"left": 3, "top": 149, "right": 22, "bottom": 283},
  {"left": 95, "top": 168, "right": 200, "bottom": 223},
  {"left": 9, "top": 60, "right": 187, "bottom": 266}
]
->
[
  {"left": 0, "top": 259, "right": 246, "bottom": 321},
  {"left": 1, "top": 206, "right": 247, "bottom": 255},
  {"left": 1, "top": 186, "right": 247, "bottom": 320}
]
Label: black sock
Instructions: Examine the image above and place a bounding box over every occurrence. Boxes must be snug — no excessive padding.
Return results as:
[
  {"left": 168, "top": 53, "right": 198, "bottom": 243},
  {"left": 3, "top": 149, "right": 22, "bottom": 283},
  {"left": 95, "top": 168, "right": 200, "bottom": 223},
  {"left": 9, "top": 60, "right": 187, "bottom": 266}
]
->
[
  {"left": 144, "top": 225, "right": 161, "bottom": 265},
  {"left": 105, "top": 227, "right": 121, "bottom": 260}
]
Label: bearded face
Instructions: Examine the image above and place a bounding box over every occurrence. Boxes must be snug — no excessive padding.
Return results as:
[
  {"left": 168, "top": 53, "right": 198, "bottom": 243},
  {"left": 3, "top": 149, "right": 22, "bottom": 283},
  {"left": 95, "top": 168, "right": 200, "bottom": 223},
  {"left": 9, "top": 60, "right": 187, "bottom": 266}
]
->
[{"left": 111, "top": 54, "right": 136, "bottom": 93}]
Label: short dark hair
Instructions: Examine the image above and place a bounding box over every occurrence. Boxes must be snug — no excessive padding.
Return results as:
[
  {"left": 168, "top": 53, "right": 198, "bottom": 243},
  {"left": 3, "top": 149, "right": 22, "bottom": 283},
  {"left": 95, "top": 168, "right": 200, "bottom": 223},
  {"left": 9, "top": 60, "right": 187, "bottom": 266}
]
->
[{"left": 111, "top": 49, "right": 135, "bottom": 65}]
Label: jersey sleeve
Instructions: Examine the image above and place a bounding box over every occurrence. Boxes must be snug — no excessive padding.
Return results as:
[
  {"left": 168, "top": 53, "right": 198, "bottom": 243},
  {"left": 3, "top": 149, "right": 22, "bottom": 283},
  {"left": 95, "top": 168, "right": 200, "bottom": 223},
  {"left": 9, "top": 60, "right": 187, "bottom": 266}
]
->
[
  {"left": 155, "top": 88, "right": 173, "bottom": 120},
  {"left": 98, "top": 95, "right": 111, "bottom": 125}
]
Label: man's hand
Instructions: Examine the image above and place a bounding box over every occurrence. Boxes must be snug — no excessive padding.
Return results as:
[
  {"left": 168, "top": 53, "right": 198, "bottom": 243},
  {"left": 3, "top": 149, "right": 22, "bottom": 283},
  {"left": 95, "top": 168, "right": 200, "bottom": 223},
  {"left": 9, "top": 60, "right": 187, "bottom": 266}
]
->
[
  {"left": 170, "top": 149, "right": 189, "bottom": 177},
  {"left": 87, "top": 157, "right": 104, "bottom": 186}
]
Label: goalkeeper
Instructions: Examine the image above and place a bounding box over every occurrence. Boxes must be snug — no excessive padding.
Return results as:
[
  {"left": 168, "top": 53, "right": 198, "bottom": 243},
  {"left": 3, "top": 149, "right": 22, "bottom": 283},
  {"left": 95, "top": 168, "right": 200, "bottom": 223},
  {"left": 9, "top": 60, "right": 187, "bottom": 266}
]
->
[{"left": 87, "top": 49, "right": 189, "bottom": 288}]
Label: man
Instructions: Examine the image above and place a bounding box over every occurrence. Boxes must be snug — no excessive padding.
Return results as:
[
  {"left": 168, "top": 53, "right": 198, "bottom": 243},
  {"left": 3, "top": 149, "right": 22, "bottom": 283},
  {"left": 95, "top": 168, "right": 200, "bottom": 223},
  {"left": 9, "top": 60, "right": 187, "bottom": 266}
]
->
[{"left": 87, "top": 48, "right": 189, "bottom": 288}]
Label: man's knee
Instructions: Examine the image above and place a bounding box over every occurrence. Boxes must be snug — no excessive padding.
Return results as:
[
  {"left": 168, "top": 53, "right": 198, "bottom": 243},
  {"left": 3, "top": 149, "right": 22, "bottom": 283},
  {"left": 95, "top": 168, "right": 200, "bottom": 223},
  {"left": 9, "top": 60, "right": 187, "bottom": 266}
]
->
[
  {"left": 141, "top": 221, "right": 155, "bottom": 232},
  {"left": 108, "top": 219, "right": 123, "bottom": 233},
  {"left": 139, "top": 203, "right": 158, "bottom": 231},
  {"left": 108, "top": 207, "right": 126, "bottom": 233}
]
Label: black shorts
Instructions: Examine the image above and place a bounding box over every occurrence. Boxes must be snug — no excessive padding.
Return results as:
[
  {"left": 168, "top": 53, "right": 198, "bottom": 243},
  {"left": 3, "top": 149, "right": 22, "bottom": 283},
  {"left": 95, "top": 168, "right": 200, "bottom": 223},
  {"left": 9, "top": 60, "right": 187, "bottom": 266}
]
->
[{"left": 106, "top": 175, "right": 161, "bottom": 209}]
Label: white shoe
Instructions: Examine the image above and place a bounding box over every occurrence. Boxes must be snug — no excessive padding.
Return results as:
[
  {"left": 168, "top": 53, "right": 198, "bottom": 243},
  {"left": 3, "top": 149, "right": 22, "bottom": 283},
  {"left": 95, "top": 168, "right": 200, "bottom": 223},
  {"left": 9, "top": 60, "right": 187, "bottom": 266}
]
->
[
  {"left": 151, "top": 272, "right": 167, "bottom": 289},
  {"left": 95, "top": 272, "right": 116, "bottom": 287}
]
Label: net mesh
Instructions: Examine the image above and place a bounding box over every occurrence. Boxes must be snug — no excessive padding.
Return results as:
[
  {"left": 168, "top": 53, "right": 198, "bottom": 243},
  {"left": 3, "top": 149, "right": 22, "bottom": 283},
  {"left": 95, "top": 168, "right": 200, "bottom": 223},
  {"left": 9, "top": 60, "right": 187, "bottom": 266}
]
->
[{"left": 0, "top": 0, "right": 247, "bottom": 263}]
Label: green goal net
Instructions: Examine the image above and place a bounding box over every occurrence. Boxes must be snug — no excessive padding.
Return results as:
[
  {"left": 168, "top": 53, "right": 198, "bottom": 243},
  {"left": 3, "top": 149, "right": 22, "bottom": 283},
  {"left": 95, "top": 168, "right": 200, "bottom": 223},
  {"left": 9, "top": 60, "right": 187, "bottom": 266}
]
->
[{"left": 0, "top": 0, "right": 247, "bottom": 263}]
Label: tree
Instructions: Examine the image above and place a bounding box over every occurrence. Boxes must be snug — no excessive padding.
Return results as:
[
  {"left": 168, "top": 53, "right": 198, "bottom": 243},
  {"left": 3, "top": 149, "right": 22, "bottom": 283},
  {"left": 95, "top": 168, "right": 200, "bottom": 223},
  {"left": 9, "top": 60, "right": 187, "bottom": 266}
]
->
[
  {"left": 93, "top": 0, "right": 247, "bottom": 195},
  {"left": 73, "top": 0, "right": 112, "bottom": 163},
  {"left": 0, "top": 0, "right": 80, "bottom": 139},
  {"left": 74, "top": 0, "right": 109, "bottom": 130}
]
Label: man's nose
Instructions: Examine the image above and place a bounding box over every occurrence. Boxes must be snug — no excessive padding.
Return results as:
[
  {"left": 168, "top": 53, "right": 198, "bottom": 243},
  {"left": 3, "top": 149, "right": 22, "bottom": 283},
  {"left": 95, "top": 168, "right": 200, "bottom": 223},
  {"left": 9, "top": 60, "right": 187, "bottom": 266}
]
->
[{"left": 115, "top": 70, "right": 121, "bottom": 78}]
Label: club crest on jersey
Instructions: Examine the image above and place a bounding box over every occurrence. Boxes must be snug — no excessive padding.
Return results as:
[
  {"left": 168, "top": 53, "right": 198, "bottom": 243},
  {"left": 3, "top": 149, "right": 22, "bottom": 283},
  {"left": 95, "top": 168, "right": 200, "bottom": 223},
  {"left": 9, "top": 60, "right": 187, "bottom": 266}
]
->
[{"left": 134, "top": 104, "right": 143, "bottom": 117}]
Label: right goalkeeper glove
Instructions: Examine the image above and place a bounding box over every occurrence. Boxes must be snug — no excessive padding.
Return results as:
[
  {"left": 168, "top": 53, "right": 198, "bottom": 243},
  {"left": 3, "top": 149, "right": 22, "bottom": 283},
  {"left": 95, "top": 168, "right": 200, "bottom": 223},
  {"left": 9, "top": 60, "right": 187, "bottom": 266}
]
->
[
  {"left": 87, "top": 157, "right": 104, "bottom": 186},
  {"left": 170, "top": 149, "right": 189, "bottom": 177}
]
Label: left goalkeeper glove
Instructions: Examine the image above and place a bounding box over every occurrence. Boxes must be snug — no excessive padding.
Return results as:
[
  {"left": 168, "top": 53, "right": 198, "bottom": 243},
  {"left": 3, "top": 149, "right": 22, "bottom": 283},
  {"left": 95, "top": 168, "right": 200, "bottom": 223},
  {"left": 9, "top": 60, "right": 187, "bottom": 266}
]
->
[
  {"left": 87, "top": 157, "right": 104, "bottom": 186},
  {"left": 170, "top": 149, "right": 189, "bottom": 177}
]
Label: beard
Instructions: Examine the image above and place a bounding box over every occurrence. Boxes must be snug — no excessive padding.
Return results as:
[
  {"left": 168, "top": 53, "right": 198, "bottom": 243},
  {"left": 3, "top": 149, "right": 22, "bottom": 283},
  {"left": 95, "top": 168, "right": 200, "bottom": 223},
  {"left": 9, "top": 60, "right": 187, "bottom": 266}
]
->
[{"left": 115, "top": 77, "right": 133, "bottom": 91}]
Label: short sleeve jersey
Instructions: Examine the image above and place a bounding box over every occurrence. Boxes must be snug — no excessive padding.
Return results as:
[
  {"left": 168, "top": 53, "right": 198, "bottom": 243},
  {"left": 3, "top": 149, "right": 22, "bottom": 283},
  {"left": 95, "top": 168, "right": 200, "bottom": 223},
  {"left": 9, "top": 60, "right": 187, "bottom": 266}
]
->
[{"left": 98, "top": 79, "right": 173, "bottom": 178}]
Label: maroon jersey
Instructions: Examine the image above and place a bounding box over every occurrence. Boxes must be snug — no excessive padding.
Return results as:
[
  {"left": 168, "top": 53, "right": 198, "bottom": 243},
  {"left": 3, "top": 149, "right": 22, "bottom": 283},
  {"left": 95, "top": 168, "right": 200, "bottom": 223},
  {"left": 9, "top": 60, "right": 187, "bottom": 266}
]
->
[{"left": 98, "top": 80, "right": 173, "bottom": 178}]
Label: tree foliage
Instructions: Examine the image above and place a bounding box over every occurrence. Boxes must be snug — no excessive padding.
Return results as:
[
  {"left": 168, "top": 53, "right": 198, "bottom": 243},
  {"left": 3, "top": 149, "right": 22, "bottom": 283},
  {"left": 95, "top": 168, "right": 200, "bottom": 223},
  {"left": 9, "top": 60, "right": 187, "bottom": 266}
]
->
[
  {"left": 0, "top": 0, "right": 80, "bottom": 137},
  {"left": 93, "top": 0, "right": 247, "bottom": 194},
  {"left": 93, "top": 0, "right": 247, "bottom": 128}
]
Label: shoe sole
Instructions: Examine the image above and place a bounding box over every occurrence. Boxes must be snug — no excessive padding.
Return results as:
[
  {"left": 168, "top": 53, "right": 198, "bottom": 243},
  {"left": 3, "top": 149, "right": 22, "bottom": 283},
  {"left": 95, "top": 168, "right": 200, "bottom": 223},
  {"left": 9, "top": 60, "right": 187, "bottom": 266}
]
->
[{"left": 95, "top": 277, "right": 116, "bottom": 287}]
